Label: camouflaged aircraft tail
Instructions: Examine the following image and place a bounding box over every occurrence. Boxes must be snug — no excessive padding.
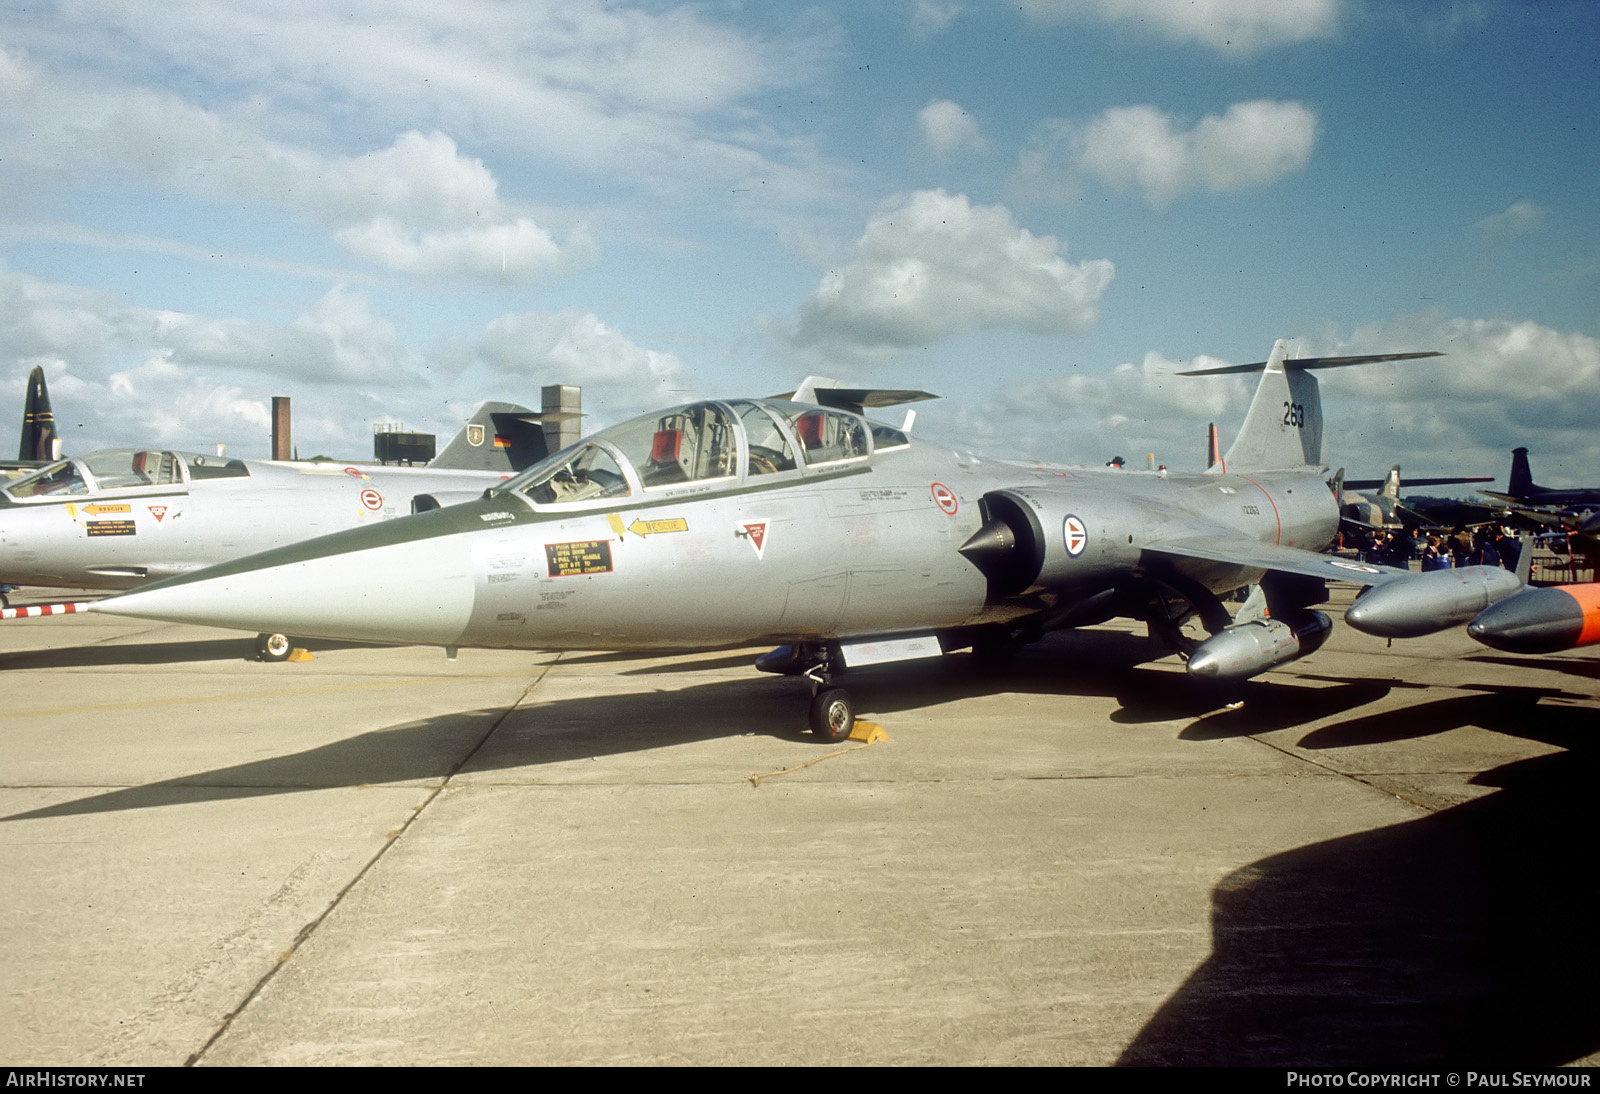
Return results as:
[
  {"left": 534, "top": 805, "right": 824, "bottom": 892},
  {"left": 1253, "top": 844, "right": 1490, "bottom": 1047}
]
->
[{"left": 432, "top": 401, "right": 548, "bottom": 474}]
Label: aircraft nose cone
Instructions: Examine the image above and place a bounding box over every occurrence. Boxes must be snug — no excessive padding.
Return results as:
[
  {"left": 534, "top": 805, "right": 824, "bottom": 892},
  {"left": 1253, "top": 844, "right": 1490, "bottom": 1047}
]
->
[{"left": 95, "top": 525, "right": 476, "bottom": 647}]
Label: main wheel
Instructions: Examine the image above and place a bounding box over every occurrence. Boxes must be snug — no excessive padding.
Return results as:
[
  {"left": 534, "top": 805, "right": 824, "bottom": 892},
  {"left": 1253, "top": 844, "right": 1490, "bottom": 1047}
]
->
[
  {"left": 808, "top": 687, "right": 854, "bottom": 741},
  {"left": 256, "top": 632, "right": 293, "bottom": 662}
]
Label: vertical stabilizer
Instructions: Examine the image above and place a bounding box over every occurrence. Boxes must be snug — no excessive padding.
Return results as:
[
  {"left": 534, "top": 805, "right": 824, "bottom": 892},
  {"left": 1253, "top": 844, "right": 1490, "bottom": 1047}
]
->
[
  {"left": 1181, "top": 344, "right": 1441, "bottom": 475},
  {"left": 1508, "top": 447, "right": 1536, "bottom": 498},
  {"left": 19, "top": 366, "right": 57, "bottom": 462},
  {"left": 1380, "top": 466, "right": 1401, "bottom": 500},
  {"left": 432, "top": 401, "right": 552, "bottom": 474},
  {"left": 1220, "top": 340, "right": 1326, "bottom": 472}
]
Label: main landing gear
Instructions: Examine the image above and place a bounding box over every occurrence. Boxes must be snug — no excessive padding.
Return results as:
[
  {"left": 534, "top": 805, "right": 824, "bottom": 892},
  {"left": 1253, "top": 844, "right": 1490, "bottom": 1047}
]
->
[{"left": 756, "top": 642, "right": 857, "bottom": 742}]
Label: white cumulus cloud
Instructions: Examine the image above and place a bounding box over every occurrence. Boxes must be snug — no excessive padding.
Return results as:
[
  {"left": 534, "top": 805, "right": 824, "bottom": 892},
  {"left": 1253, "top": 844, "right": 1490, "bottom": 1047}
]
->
[
  {"left": 1475, "top": 199, "right": 1544, "bottom": 239},
  {"left": 1019, "top": 101, "right": 1318, "bottom": 209},
  {"left": 795, "top": 190, "right": 1114, "bottom": 352},
  {"left": 918, "top": 100, "right": 986, "bottom": 157},
  {"left": 1016, "top": 0, "right": 1341, "bottom": 53},
  {"left": 477, "top": 309, "right": 687, "bottom": 421}
]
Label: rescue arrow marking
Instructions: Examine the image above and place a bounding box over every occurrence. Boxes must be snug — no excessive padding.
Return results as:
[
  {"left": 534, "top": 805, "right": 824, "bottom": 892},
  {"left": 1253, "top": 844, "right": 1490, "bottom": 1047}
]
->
[{"left": 628, "top": 517, "right": 689, "bottom": 538}]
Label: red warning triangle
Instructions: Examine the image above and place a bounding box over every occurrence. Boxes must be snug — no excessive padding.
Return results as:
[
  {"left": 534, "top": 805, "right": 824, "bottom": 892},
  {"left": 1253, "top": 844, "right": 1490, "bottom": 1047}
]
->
[{"left": 741, "top": 520, "right": 768, "bottom": 559}]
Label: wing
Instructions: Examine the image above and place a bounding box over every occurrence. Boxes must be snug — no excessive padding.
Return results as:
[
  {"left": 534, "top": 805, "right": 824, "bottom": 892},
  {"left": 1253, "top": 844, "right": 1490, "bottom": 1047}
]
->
[
  {"left": 1143, "top": 534, "right": 1409, "bottom": 585},
  {"left": 1145, "top": 533, "right": 1523, "bottom": 638}
]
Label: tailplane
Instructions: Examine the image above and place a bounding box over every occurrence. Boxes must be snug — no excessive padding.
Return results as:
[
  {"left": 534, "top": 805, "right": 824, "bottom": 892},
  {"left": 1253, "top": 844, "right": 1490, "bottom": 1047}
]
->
[{"left": 1182, "top": 342, "right": 1442, "bottom": 474}]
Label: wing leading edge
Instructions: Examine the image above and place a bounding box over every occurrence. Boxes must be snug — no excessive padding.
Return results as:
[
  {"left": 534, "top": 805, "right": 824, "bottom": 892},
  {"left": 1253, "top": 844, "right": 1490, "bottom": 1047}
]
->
[{"left": 1144, "top": 535, "right": 1523, "bottom": 639}]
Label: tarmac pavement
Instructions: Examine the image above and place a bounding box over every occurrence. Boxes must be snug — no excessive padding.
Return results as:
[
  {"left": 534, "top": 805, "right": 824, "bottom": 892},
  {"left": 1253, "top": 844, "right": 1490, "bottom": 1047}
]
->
[{"left": 2, "top": 585, "right": 1597, "bottom": 1066}]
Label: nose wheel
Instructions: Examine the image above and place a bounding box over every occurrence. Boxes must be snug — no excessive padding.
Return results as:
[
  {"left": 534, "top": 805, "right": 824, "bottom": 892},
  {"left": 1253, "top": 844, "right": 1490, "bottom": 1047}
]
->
[
  {"left": 808, "top": 686, "right": 855, "bottom": 741},
  {"left": 255, "top": 632, "right": 294, "bottom": 662}
]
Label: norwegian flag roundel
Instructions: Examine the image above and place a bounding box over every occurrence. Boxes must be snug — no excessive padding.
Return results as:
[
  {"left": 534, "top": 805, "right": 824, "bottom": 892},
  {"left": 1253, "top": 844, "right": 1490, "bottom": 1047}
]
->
[{"left": 1063, "top": 515, "right": 1088, "bottom": 558}]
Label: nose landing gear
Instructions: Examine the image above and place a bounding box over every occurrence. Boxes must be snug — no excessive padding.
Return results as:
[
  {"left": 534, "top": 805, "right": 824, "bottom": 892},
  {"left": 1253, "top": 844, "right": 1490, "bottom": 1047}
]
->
[
  {"left": 255, "top": 632, "right": 294, "bottom": 662},
  {"left": 807, "top": 684, "right": 855, "bottom": 742}
]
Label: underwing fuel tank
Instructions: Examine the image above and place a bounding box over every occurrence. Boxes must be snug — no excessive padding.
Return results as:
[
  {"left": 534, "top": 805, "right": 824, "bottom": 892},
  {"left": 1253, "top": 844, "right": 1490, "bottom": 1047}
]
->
[
  {"left": 1185, "top": 611, "right": 1332, "bottom": 681},
  {"left": 1467, "top": 584, "right": 1600, "bottom": 653},
  {"left": 1344, "top": 565, "right": 1523, "bottom": 639}
]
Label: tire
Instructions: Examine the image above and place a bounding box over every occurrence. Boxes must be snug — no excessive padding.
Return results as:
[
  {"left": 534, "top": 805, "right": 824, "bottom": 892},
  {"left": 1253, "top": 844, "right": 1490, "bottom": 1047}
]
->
[
  {"left": 809, "top": 687, "right": 854, "bottom": 741},
  {"left": 256, "top": 632, "right": 293, "bottom": 662}
]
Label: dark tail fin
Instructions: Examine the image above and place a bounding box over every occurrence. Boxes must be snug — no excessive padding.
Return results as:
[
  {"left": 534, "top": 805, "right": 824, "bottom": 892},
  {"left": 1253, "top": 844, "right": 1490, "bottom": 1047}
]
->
[
  {"left": 1508, "top": 447, "right": 1536, "bottom": 498},
  {"left": 432, "top": 402, "right": 554, "bottom": 474},
  {"left": 19, "top": 366, "right": 57, "bottom": 462}
]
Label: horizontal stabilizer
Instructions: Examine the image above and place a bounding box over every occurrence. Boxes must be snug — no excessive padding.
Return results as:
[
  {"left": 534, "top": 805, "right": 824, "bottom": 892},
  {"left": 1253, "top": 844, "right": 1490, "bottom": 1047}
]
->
[
  {"left": 779, "top": 377, "right": 939, "bottom": 414},
  {"left": 1344, "top": 474, "right": 1493, "bottom": 490},
  {"left": 1178, "top": 351, "right": 1442, "bottom": 376}
]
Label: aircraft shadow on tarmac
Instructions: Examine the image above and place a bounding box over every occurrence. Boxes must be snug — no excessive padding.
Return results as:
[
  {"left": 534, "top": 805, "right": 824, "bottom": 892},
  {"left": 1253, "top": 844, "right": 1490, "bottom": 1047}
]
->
[
  {"left": 3, "top": 626, "right": 1386, "bottom": 825},
  {"left": 1466, "top": 652, "right": 1600, "bottom": 684},
  {"left": 1118, "top": 738, "right": 1600, "bottom": 1066},
  {"left": 12, "top": 628, "right": 1598, "bottom": 1064},
  {"left": 0, "top": 636, "right": 382, "bottom": 670}
]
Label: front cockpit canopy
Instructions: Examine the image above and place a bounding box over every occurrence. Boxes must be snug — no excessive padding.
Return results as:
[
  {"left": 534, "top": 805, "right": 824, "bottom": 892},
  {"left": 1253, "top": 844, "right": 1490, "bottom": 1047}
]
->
[
  {"left": 2, "top": 449, "right": 249, "bottom": 501},
  {"left": 498, "top": 398, "right": 902, "bottom": 509}
]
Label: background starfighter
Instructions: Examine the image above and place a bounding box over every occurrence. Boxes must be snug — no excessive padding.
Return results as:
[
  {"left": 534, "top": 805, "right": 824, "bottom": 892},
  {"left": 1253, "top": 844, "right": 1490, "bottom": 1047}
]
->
[
  {"left": 0, "top": 397, "right": 563, "bottom": 661},
  {"left": 93, "top": 341, "right": 1520, "bottom": 737}
]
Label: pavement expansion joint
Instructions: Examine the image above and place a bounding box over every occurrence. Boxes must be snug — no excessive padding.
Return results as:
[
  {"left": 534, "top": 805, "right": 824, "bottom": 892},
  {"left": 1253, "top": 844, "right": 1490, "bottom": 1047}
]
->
[{"left": 185, "top": 671, "right": 547, "bottom": 1066}]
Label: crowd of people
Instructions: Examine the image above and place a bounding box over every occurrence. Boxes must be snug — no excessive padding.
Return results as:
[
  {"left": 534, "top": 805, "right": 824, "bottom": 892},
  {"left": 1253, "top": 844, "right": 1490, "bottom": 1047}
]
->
[{"left": 1349, "top": 524, "right": 1524, "bottom": 572}]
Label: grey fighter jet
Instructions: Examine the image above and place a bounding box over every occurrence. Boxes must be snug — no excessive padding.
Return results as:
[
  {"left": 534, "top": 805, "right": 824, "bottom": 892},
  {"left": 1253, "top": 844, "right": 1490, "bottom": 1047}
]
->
[
  {"left": 0, "top": 401, "right": 561, "bottom": 655},
  {"left": 90, "top": 341, "right": 1520, "bottom": 736}
]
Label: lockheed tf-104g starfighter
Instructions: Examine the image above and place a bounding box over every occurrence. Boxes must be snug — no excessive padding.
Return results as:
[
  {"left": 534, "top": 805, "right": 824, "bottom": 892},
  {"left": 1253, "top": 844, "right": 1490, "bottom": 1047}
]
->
[
  {"left": 0, "top": 400, "right": 566, "bottom": 658},
  {"left": 91, "top": 341, "right": 1522, "bottom": 738}
]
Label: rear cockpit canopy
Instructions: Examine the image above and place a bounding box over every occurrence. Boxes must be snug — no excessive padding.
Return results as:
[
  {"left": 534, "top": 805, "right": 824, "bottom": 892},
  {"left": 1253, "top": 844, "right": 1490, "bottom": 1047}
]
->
[
  {"left": 2, "top": 449, "right": 248, "bottom": 502},
  {"left": 498, "top": 398, "right": 906, "bottom": 510}
]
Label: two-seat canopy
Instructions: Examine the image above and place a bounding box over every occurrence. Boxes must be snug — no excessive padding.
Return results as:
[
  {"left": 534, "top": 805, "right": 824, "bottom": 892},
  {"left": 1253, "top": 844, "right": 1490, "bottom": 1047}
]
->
[
  {"left": 494, "top": 399, "right": 908, "bottom": 510},
  {"left": 1, "top": 449, "right": 249, "bottom": 502}
]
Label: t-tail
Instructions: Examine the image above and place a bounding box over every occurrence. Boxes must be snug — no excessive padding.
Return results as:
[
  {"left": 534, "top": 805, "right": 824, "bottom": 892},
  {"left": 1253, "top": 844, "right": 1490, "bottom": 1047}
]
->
[{"left": 1182, "top": 341, "right": 1442, "bottom": 474}]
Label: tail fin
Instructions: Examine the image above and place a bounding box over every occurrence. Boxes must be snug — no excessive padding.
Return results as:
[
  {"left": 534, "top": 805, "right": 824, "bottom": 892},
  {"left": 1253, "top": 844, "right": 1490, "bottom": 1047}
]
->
[
  {"left": 432, "top": 402, "right": 554, "bottom": 474},
  {"left": 18, "top": 365, "right": 58, "bottom": 462},
  {"left": 1205, "top": 423, "right": 1223, "bottom": 472},
  {"left": 1508, "top": 447, "right": 1536, "bottom": 498},
  {"left": 1380, "top": 465, "right": 1401, "bottom": 500},
  {"left": 1182, "top": 342, "right": 1442, "bottom": 474}
]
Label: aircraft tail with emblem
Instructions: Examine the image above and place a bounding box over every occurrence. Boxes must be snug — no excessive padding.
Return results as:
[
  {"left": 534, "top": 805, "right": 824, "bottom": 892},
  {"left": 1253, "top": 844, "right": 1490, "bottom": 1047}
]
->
[
  {"left": 1181, "top": 341, "right": 1442, "bottom": 475},
  {"left": 431, "top": 401, "right": 556, "bottom": 474}
]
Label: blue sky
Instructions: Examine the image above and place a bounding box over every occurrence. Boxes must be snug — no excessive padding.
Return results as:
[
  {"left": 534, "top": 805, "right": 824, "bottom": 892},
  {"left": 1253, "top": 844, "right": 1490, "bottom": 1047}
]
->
[{"left": 2, "top": 0, "right": 1597, "bottom": 487}]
